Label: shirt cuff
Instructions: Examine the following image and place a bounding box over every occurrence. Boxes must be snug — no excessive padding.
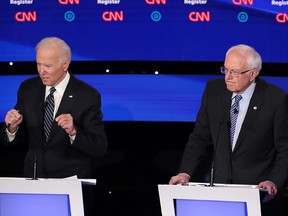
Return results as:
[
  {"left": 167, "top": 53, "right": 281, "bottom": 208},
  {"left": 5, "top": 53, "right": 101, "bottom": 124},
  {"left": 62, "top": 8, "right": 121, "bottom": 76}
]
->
[
  {"left": 5, "top": 127, "right": 18, "bottom": 142},
  {"left": 69, "top": 134, "right": 76, "bottom": 144}
]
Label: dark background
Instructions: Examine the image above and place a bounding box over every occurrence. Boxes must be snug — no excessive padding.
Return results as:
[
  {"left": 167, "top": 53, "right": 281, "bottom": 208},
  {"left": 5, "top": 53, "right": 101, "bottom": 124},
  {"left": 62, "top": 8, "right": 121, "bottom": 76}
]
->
[{"left": 0, "top": 121, "right": 194, "bottom": 216}]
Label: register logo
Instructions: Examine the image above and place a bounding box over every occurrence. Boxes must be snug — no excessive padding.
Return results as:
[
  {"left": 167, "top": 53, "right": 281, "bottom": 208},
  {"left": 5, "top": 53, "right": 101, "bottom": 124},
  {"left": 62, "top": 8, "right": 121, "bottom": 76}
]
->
[
  {"left": 10, "top": 0, "right": 33, "bottom": 5},
  {"left": 271, "top": 0, "right": 288, "bottom": 6}
]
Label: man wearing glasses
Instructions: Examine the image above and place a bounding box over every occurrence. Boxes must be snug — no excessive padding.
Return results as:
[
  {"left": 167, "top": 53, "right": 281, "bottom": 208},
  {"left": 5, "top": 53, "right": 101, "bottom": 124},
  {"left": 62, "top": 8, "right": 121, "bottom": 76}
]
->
[{"left": 169, "top": 44, "right": 288, "bottom": 216}]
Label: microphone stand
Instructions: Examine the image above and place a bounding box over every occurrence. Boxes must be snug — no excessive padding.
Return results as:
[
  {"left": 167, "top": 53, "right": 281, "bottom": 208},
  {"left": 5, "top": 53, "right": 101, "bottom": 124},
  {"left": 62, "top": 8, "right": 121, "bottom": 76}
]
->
[
  {"left": 209, "top": 120, "right": 223, "bottom": 187},
  {"left": 209, "top": 160, "right": 215, "bottom": 186},
  {"left": 31, "top": 154, "right": 38, "bottom": 180}
]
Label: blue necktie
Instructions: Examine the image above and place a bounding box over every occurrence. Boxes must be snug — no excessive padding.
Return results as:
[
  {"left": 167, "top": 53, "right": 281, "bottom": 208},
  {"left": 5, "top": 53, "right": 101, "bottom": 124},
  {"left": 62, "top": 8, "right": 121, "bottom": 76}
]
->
[
  {"left": 230, "top": 95, "right": 242, "bottom": 149},
  {"left": 44, "top": 87, "right": 56, "bottom": 142}
]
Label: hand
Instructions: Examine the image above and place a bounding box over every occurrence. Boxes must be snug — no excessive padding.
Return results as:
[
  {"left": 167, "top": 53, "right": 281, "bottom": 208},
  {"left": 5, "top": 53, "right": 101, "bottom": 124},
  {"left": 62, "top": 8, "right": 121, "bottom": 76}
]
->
[
  {"left": 55, "top": 114, "right": 77, "bottom": 136},
  {"left": 169, "top": 173, "right": 190, "bottom": 185},
  {"left": 5, "top": 109, "right": 23, "bottom": 133},
  {"left": 257, "top": 180, "right": 278, "bottom": 203}
]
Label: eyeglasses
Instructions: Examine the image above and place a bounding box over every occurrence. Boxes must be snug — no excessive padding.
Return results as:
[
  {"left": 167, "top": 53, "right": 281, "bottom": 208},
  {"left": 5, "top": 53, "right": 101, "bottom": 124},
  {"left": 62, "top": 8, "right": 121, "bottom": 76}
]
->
[{"left": 220, "top": 67, "right": 254, "bottom": 77}]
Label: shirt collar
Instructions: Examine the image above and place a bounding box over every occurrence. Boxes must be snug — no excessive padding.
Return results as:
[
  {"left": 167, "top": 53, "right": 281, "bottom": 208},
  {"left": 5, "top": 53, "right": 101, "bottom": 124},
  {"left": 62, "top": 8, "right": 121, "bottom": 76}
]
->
[{"left": 232, "top": 81, "right": 256, "bottom": 102}]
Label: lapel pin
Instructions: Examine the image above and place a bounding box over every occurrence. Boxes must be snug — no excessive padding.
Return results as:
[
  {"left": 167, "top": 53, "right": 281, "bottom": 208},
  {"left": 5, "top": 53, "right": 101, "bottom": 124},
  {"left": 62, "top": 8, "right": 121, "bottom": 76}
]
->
[
  {"left": 253, "top": 106, "right": 257, "bottom": 110},
  {"left": 69, "top": 95, "right": 73, "bottom": 98}
]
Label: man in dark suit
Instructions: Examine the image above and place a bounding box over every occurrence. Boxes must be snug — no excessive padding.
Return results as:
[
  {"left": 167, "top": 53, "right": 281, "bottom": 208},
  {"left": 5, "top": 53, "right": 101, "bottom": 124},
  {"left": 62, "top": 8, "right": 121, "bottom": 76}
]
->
[
  {"left": 169, "top": 44, "right": 288, "bottom": 216},
  {"left": 0, "top": 37, "right": 108, "bottom": 215}
]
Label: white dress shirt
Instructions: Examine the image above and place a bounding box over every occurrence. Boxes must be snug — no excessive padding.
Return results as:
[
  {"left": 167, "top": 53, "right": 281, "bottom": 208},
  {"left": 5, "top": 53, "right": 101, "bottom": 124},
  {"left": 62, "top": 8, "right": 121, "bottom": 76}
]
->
[{"left": 231, "top": 81, "right": 256, "bottom": 151}]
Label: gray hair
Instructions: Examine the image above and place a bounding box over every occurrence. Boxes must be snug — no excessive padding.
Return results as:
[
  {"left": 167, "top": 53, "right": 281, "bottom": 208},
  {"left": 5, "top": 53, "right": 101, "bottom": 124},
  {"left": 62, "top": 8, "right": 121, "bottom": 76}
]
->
[
  {"left": 35, "top": 37, "right": 71, "bottom": 63},
  {"left": 226, "top": 44, "right": 262, "bottom": 71}
]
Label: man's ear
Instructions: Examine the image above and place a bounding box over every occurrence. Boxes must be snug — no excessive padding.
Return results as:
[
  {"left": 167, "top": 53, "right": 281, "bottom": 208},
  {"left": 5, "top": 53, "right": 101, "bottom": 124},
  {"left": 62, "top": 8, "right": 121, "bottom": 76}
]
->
[
  {"left": 63, "top": 59, "right": 70, "bottom": 71},
  {"left": 250, "top": 69, "right": 259, "bottom": 81}
]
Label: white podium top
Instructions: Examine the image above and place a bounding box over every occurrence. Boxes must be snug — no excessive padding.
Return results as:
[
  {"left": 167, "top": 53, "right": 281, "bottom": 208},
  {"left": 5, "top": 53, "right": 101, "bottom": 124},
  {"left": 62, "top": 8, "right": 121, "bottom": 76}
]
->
[{"left": 0, "top": 176, "right": 96, "bottom": 186}]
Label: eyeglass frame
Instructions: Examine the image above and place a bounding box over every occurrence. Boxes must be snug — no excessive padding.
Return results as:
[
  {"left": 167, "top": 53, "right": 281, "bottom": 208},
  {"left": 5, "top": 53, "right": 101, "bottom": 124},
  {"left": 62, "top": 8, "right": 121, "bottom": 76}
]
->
[{"left": 220, "top": 66, "right": 254, "bottom": 77}]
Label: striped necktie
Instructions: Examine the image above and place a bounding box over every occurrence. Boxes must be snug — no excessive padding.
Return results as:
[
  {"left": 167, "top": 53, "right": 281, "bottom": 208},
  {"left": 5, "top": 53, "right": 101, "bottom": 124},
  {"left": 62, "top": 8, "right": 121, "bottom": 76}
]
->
[
  {"left": 230, "top": 95, "right": 242, "bottom": 149},
  {"left": 44, "top": 87, "right": 56, "bottom": 142}
]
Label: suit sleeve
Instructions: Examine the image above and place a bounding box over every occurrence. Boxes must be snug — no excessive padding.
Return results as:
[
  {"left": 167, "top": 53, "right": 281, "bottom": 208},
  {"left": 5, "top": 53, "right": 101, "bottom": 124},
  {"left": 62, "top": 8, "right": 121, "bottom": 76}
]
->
[
  {"left": 69, "top": 88, "right": 108, "bottom": 157},
  {"left": 178, "top": 81, "right": 213, "bottom": 177},
  {"left": 267, "top": 94, "right": 288, "bottom": 189}
]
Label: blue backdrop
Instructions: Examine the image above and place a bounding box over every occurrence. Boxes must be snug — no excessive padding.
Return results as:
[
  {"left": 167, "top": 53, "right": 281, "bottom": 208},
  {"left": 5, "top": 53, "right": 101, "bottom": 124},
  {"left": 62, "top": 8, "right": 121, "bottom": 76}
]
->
[
  {"left": 1, "top": 74, "right": 287, "bottom": 122},
  {"left": 0, "top": 0, "right": 288, "bottom": 62}
]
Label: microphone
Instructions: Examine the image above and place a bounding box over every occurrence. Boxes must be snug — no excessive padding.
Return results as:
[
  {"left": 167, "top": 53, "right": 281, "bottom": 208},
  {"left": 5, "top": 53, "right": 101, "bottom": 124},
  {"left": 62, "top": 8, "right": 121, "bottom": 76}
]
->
[
  {"left": 32, "top": 154, "right": 38, "bottom": 180},
  {"left": 233, "top": 108, "right": 239, "bottom": 114},
  {"left": 209, "top": 120, "right": 223, "bottom": 187}
]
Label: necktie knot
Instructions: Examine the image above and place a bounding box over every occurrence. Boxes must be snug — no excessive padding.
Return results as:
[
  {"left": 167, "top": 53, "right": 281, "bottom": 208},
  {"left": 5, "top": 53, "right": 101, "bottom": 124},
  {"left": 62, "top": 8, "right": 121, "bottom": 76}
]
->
[
  {"left": 234, "top": 95, "right": 242, "bottom": 104},
  {"left": 49, "top": 87, "right": 56, "bottom": 95}
]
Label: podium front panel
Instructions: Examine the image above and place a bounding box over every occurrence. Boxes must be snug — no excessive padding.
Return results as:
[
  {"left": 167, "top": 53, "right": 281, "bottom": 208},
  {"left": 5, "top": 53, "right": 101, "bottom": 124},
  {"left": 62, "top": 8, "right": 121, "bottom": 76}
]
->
[
  {"left": 0, "top": 193, "right": 71, "bottom": 216},
  {"left": 158, "top": 183, "right": 262, "bottom": 216},
  {"left": 0, "top": 178, "right": 84, "bottom": 216},
  {"left": 175, "top": 199, "right": 248, "bottom": 216}
]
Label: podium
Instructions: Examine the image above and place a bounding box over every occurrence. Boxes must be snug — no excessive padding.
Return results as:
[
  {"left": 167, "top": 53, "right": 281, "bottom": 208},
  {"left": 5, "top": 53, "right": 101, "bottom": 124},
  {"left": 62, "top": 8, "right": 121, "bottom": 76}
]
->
[
  {"left": 158, "top": 182, "right": 263, "bottom": 216},
  {"left": 0, "top": 177, "right": 96, "bottom": 216}
]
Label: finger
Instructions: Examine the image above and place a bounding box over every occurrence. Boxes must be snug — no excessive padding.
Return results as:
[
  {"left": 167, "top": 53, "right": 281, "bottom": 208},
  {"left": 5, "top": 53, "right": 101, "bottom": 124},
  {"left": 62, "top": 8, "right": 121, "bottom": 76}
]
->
[
  {"left": 12, "top": 110, "right": 22, "bottom": 121},
  {"left": 7, "top": 114, "right": 22, "bottom": 126}
]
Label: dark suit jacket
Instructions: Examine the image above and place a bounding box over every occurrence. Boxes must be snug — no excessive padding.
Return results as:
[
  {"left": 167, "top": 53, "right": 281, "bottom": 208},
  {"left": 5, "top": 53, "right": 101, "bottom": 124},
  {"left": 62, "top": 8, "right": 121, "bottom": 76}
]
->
[
  {"left": 0, "top": 74, "right": 108, "bottom": 179},
  {"left": 179, "top": 77, "right": 288, "bottom": 190}
]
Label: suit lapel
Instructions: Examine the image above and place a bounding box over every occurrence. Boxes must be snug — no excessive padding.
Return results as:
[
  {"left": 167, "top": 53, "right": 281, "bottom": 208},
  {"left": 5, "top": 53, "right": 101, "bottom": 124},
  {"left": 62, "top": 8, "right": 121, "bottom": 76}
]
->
[
  {"left": 222, "top": 89, "right": 233, "bottom": 123},
  {"left": 233, "top": 78, "right": 266, "bottom": 152},
  {"left": 50, "top": 75, "right": 79, "bottom": 138},
  {"left": 29, "top": 78, "right": 46, "bottom": 127},
  {"left": 220, "top": 89, "right": 233, "bottom": 153},
  {"left": 56, "top": 83, "right": 77, "bottom": 117}
]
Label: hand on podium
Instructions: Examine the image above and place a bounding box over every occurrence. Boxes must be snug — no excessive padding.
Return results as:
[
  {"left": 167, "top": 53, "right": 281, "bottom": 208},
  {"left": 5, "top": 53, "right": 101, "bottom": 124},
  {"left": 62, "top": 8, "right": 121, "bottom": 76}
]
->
[
  {"left": 257, "top": 180, "right": 277, "bottom": 203},
  {"left": 169, "top": 173, "right": 190, "bottom": 185}
]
